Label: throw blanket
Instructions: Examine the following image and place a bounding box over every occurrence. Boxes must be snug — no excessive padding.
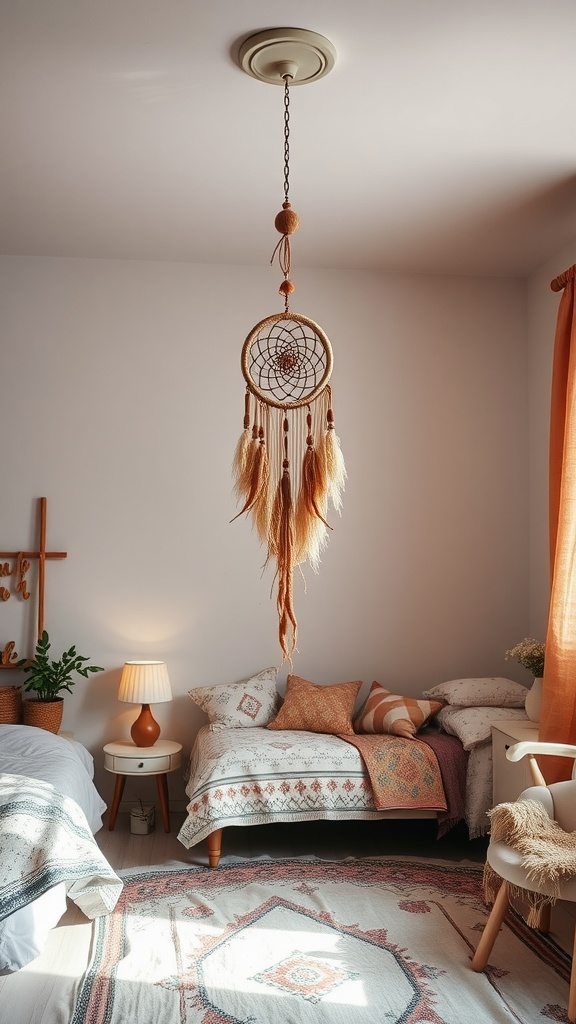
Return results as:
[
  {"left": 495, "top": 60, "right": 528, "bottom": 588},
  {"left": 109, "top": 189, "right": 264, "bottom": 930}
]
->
[
  {"left": 484, "top": 797, "right": 576, "bottom": 925},
  {"left": 489, "top": 797, "right": 576, "bottom": 894},
  {"left": 178, "top": 726, "right": 466, "bottom": 853},
  {"left": 341, "top": 731, "right": 468, "bottom": 837},
  {"left": 0, "top": 772, "right": 123, "bottom": 921}
]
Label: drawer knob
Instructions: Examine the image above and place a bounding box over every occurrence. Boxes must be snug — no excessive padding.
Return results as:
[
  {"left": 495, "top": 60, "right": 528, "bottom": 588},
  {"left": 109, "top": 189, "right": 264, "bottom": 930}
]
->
[{"left": 138, "top": 761, "right": 144, "bottom": 768}]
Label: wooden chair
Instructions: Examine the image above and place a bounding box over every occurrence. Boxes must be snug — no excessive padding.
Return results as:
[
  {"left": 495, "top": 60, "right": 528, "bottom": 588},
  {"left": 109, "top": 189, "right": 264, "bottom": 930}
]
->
[{"left": 472, "top": 740, "right": 576, "bottom": 1022}]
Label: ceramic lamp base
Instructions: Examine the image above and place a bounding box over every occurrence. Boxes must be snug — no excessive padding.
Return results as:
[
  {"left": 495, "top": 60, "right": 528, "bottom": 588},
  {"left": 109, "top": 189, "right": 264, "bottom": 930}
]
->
[{"left": 130, "top": 703, "right": 161, "bottom": 746}]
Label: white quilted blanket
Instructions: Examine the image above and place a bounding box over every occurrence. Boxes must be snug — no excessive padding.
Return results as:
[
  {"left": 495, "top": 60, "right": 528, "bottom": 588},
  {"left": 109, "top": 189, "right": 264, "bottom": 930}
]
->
[{"left": 0, "top": 772, "right": 122, "bottom": 922}]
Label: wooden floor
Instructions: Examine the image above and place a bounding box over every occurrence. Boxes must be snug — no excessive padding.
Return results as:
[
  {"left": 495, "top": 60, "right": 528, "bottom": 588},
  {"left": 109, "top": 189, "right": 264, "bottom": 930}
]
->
[
  {"left": 1, "top": 810, "right": 574, "bottom": 1023},
  {"left": 98, "top": 810, "right": 490, "bottom": 871}
]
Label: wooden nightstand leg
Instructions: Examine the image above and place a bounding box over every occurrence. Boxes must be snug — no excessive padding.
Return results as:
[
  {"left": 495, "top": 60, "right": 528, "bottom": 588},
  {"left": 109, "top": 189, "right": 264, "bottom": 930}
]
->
[
  {"left": 108, "top": 774, "right": 126, "bottom": 831},
  {"left": 156, "top": 773, "right": 171, "bottom": 832}
]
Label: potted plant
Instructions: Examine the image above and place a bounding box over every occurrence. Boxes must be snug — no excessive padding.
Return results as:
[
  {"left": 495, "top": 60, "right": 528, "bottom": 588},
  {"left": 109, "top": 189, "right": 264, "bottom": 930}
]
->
[{"left": 20, "top": 630, "right": 104, "bottom": 733}]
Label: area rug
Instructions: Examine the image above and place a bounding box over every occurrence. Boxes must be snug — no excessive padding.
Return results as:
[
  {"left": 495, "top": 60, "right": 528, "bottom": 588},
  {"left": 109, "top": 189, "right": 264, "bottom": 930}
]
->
[{"left": 71, "top": 857, "right": 571, "bottom": 1024}]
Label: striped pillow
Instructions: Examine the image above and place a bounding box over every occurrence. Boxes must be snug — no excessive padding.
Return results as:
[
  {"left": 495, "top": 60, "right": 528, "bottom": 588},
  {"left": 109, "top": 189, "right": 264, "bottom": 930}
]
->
[{"left": 354, "top": 681, "right": 444, "bottom": 739}]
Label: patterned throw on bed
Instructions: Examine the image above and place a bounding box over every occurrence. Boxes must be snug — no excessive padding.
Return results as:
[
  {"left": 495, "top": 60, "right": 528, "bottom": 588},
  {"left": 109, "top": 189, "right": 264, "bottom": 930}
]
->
[
  {"left": 177, "top": 726, "right": 467, "bottom": 850},
  {"left": 0, "top": 773, "right": 123, "bottom": 921}
]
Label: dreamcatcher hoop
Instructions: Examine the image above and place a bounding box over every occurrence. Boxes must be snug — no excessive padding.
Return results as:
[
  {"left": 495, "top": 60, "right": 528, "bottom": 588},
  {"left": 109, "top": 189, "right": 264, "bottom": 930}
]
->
[
  {"left": 232, "top": 33, "right": 344, "bottom": 663},
  {"left": 241, "top": 312, "right": 333, "bottom": 409}
]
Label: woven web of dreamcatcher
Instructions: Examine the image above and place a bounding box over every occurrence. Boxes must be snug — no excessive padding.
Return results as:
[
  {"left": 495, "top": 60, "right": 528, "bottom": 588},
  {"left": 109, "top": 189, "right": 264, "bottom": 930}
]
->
[{"left": 242, "top": 313, "right": 333, "bottom": 409}]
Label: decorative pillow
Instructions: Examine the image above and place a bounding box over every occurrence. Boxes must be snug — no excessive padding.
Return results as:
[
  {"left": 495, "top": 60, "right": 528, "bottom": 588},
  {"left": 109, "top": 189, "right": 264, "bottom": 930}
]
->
[
  {"left": 267, "top": 674, "right": 362, "bottom": 735},
  {"left": 354, "top": 681, "right": 444, "bottom": 739},
  {"left": 188, "top": 668, "right": 279, "bottom": 731},
  {"left": 422, "top": 677, "right": 528, "bottom": 708},
  {"left": 435, "top": 705, "right": 528, "bottom": 751}
]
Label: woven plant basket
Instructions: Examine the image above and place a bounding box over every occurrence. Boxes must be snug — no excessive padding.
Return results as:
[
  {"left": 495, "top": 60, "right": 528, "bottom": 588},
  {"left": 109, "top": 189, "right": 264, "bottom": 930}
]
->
[
  {"left": 0, "top": 685, "right": 23, "bottom": 724},
  {"left": 22, "top": 697, "right": 64, "bottom": 734}
]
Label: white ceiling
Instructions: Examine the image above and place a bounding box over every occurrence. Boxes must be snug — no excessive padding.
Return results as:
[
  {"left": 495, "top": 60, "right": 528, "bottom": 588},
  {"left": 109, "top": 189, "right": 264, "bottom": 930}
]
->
[{"left": 2, "top": 0, "right": 576, "bottom": 277}]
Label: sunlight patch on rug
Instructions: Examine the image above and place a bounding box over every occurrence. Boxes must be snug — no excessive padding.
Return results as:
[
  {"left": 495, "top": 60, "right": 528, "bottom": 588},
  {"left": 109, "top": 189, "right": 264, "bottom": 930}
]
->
[{"left": 70, "top": 857, "right": 571, "bottom": 1024}]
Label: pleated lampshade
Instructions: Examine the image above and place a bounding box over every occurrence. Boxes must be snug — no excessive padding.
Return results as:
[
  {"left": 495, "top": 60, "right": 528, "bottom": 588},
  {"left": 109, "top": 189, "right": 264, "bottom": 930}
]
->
[{"left": 118, "top": 661, "right": 172, "bottom": 746}]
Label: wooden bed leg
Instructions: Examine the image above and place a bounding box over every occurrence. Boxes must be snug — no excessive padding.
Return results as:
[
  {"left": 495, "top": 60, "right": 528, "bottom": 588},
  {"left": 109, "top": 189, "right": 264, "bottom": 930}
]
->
[
  {"left": 207, "top": 829, "right": 223, "bottom": 867},
  {"left": 471, "top": 881, "right": 509, "bottom": 972}
]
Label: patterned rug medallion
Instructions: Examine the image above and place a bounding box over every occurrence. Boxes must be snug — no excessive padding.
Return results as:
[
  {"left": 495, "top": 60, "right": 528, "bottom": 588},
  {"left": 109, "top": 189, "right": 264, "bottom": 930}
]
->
[{"left": 71, "top": 857, "right": 571, "bottom": 1024}]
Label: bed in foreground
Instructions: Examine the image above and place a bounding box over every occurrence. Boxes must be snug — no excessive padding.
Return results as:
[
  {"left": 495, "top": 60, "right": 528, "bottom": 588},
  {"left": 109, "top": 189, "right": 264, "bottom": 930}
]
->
[
  {"left": 0, "top": 724, "right": 123, "bottom": 972},
  {"left": 177, "top": 672, "right": 531, "bottom": 866}
]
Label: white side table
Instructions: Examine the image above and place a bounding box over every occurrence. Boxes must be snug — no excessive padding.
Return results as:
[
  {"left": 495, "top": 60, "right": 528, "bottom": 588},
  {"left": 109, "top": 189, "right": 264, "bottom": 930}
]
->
[
  {"left": 103, "top": 739, "right": 182, "bottom": 833},
  {"left": 491, "top": 720, "right": 539, "bottom": 806}
]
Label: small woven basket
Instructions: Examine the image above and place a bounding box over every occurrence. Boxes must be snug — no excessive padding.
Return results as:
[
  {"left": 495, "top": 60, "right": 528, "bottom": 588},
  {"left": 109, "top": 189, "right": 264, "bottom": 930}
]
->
[
  {"left": 0, "top": 685, "right": 23, "bottom": 724},
  {"left": 22, "top": 697, "right": 63, "bottom": 734}
]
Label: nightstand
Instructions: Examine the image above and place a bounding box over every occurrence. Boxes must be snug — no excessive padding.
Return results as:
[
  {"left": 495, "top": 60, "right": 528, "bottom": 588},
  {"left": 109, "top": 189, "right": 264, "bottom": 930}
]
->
[
  {"left": 491, "top": 720, "right": 539, "bottom": 806},
  {"left": 103, "top": 739, "right": 182, "bottom": 833}
]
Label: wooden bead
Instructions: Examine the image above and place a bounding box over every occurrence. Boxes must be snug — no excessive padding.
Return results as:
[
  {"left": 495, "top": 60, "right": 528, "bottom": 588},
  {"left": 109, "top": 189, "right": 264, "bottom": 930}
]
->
[
  {"left": 278, "top": 280, "right": 295, "bottom": 296},
  {"left": 275, "top": 203, "right": 299, "bottom": 235}
]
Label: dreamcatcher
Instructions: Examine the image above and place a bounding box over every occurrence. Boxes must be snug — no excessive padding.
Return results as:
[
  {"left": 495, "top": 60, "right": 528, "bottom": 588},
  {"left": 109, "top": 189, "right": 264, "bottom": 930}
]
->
[{"left": 232, "top": 31, "right": 346, "bottom": 663}]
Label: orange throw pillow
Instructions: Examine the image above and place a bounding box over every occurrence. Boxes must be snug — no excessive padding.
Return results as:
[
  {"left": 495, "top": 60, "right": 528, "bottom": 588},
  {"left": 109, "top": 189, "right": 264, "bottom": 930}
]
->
[
  {"left": 267, "top": 674, "right": 362, "bottom": 735},
  {"left": 354, "top": 681, "right": 444, "bottom": 739}
]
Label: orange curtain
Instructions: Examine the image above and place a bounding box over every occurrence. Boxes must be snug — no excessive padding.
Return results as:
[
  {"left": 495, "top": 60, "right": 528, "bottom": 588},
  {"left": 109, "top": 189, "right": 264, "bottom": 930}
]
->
[{"left": 540, "top": 264, "right": 576, "bottom": 781}]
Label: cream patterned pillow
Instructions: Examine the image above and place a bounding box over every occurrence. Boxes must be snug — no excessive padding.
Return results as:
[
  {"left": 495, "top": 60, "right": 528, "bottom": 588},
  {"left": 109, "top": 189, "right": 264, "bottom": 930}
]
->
[
  {"left": 267, "top": 674, "right": 362, "bottom": 735},
  {"left": 435, "top": 705, "right": 528, "bottom": 750},
  {"left": 188, "top": 668, "right": 279, "bottom": 731},
  {"left": 422, "top": 677, "right": 528, "bottom": 708},
  {"left": 354, "top": 682, "right": 444, "bottom": 739}
]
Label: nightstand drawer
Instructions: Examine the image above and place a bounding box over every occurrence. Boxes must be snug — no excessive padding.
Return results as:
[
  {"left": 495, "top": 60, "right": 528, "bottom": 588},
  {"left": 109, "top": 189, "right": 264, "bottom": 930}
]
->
[{"left": 104, "top": 752, "right": 171, "bottom": 773}]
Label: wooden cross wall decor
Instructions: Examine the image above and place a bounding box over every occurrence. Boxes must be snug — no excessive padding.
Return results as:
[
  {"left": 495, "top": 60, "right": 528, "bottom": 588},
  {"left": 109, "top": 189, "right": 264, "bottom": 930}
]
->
[{"left": 0, "top": 497, "right": 67, "bottom": 669}]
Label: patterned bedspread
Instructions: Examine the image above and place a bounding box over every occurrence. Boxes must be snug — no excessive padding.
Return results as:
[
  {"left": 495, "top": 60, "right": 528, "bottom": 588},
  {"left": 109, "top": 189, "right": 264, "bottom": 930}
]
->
[
  {"left": 0, "top": 773, "right": 123, "bottom": 922},
  {"left": 177, "top": 726, "right": 462, "bottom": 851}
]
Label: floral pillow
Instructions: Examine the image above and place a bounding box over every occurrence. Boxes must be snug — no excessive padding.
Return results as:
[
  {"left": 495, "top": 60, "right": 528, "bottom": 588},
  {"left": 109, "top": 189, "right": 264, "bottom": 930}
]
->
[
  {"left": 354, "top": 682, "right": 444, "bottom": 739},
  {"left": 188, "top": 667, "right": 279, "bottom": 731},
  {"left": 267, "top": 674, "right": 362, "bottom": 735},
  {"left": 435, "top": 705, "right": 528, "bottom": 751},
  {"left": 422, "top": 677, "right": 528, "bottom": 708}
]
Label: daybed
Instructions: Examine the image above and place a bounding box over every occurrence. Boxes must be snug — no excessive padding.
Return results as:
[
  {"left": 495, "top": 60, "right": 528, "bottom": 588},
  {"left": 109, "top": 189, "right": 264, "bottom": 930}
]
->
[
  {"left": 0, "top": 724, "right": 122, "bottom": 972},
  {"left": 177, "top": 671, "right": 531, "bottom": 866}
]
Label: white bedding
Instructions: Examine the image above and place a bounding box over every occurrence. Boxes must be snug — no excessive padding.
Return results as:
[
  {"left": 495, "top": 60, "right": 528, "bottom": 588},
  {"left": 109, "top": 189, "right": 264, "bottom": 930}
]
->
[
  {"left": 0, "top": 724, "right": 120, "bottom": 972},
  {"left": 178, "top": 724, "right": 489, "bottom": 857}
]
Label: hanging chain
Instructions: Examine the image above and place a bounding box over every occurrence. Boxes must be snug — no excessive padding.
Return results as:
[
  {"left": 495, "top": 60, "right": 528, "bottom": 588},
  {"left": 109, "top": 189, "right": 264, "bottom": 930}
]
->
[
  {"left": 270, "top": 73, "right": 298, "bottom": 312},
  {"left": 283, "top": 76, "right": 290, "bottom": 203}
]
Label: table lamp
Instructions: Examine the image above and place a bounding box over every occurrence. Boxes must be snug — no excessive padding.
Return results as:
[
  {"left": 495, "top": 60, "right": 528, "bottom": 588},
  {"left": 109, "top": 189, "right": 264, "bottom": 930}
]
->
[{"left": 118, "top": 660, "right": 172, "bottom": 747}]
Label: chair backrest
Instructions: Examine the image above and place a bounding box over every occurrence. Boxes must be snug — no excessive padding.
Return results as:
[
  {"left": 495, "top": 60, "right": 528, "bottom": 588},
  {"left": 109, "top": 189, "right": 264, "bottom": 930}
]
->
[{"left": 521, "top": 780, "right": 576, "bottom": 832}]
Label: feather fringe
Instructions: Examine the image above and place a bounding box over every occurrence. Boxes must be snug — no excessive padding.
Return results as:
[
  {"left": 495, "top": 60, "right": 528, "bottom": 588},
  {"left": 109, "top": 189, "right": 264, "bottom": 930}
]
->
[
  {"left": 232, "top": 427, "right": 253, "bottom": 501},
  {"left": 323, "top": 426, "right": 347, "bottom": 514},
  {"left": 230, "top": 435, "right": 268, "bottom": 522},
  {"left": 295, "top": 441, "right": 331, "bottom": 571},
  {"left": 269, "top": 467, "right": 297, "bottom": 663},
  {"left": 232, "top": 389, "right": 345, "bottom": 660}
]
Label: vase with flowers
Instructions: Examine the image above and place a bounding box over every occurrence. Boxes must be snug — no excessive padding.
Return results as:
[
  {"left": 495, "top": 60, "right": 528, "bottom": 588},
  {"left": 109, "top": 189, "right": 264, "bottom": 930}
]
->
[{"left": 505, "top": 638, "right": 545, "bottom": 722}]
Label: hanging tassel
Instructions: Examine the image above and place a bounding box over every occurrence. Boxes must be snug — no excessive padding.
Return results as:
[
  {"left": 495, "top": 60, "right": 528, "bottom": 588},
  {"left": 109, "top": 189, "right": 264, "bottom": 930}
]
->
[
  {"left": 301, "top": 412, "right": 332, "bottom": 529},
  {"left": 267, "top": 417, "right": 297, "bottom": 662},
  {"left": 295, "top": 410, "right": 331, "bottom": 571},
  {"left": 322, "top": 395, "right": 347, "bottom": 515},
  {"left": 230, "top": 424, "right": 269, "bottom": 522},
  {"left": 252, "top": 441, "right": 272, "bottom": 545},
  {"left": 232, "top": 391, "right": 254, "bottom": 503}
]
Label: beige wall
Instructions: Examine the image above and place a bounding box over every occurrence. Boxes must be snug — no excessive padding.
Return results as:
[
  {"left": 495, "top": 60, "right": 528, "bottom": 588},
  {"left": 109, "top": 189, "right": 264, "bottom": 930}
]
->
[{"left": 0, "top": 256, "right": 528, "bottom": 806}]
